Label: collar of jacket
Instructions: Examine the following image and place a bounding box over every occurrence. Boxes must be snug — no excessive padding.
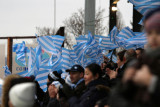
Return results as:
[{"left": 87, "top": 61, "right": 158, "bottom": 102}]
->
[
  {"left": 87, "top": 78, "right": 108, "bottom": 89},
  {"left": 72, "top": 78, "right": 84, "bottom": 89}
]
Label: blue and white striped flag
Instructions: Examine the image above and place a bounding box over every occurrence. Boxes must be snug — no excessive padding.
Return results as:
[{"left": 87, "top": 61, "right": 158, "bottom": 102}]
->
[
  {"left": 48, "top": 53, "right": 62, "bottom": 71},
  {"left": 36, "top": 66, "right": 52, "bottom": 92},
  {"left": 3, "top": 65, "right": 11, "bottom": 77},
  {"left": 27, "top": 45, "right": 42, "bottom": 76},
  {"left": 97, "top": 35, "right": 118, "bottom": 50},
  {"left": 106, "top": 51, "right": 117, "bottom": 63},
  {"left": 128, "top": 0, "right": 160, "bottom": 6},
  {"left": 126, "top": 33, "right": 147, "bottom": 46},
  {"left": 16, "top": 70, "right": 28, "bottom": 77},
  {"left": 116, "top": 27, "right": 136, "bottom": 47},
  {"left": 76, "top": 35, "right": 88, "bottom": 44},
  {"left": 112, "top": 55, "right": 117, "bottom": 63},
  {"left": 61, "top": 48, "right": 78, "bottom": 71},
  {"left": 109, "top": 26, "right": 119, "bottom": 44},
  {"left": 117, "top": 27, "right": 135, "bottom": 40},
  {"left": 135, "top": 5, "right": 160, "bottom": 16},
  {"left": 37, "top": 35, "right": 65, "bottom": 55},
  {"left": 13, "top": 41, "right": 27, "bottom": 66}
]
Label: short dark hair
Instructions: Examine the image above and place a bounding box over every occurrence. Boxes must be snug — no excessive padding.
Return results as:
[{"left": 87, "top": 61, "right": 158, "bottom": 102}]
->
[
  {"left": 117, "top": 50, "right": 126, "bottom": 61},
  {"left": 124, "top": 49, "right": 137, "bottom": 61},
  {"left": 145, "top": 7, "right": 160, "bottom": 21},
  {"left": 136, "top": 48, "right": 144, "bottom": 53},
  {"left": 86, "top": 63, "right": 102, "bottom": 78}
]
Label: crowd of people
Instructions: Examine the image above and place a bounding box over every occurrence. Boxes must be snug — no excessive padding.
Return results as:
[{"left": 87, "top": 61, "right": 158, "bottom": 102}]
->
[{"left": 0, "top": 7, "right": 160, "bottom": 107}]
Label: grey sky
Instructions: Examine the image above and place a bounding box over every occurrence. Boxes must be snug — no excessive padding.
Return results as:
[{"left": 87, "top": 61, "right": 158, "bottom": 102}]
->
[{"left": 0, "top": 0, "right": 132, "bottom": 37}]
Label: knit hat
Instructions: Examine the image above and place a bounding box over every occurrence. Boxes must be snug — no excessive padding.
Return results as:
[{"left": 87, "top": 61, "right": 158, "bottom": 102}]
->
[
  {"left": 9, "top": 83, "right": 35, "bottom": 107},
  {"left": 48, "top": 71, "right": 61, "bottom": 82}
]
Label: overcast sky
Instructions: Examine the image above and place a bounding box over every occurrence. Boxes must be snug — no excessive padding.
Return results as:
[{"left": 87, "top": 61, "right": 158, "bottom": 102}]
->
[{"left": 0, "top": 0, "right": 133, "bottom": 37}]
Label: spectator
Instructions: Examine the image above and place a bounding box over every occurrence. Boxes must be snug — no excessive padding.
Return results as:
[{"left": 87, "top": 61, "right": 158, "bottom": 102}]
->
[
  {"left": 59, "top": 65, "right": 86, "bottom": 99},
  {"left": 117, "top": 50, "right": 126, "bottom": 68},
  {"left": 41, "top": 70, "right": 62, "bottom": 107},
  {"left": 1, "top": 75, "right": 20, "bottom": 107},
  {"left": 47, "top": 81, "right": 61, "bottom": 107},
  {"left": 68, "top": 63, "right": 110, "bottom": 107},
  {"left": 144, "top": 8, "right": 160, "bottom": 50}
]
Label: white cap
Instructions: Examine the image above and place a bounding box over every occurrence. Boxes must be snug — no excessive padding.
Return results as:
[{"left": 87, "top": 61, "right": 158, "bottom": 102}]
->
[
  {"left": 9, "top": 83, "right": 35, "bottom": 107},
  {"left": 52, "top": 81, "right": 62, "bottom": 89}
]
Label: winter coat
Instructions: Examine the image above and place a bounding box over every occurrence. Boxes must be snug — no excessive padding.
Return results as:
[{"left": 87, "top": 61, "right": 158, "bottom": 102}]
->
[
  {"left": 47, "top": 98, "right": 60, "bottom": 107},
  {"left": 109, "top": 61, "right": 129, "bottom": 88},
  {"left": 58, "top": 79, "right": 86, "bottom": 107},
  {"left": 42, "top": 91, "right": 50, "bottom": 107},
  {"left": 60, "top": 80, "right": 86, "bottom": 99},
  {"left": 68, "top": 78, "right": 110, "bottom": 107}
]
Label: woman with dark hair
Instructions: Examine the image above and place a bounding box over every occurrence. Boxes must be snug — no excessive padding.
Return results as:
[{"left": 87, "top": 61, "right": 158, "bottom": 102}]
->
[
  {"left": 144, "top": 7, "right": 160, "bottom": 50},
  {"left": 68, "top": 63, "right": 110, "bottom": 107}
]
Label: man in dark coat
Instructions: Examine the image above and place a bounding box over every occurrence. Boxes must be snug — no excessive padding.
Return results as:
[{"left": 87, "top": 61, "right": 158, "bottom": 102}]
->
[
  {"left": 106, "top": 49, "right": 137, "bottom": 87},
  {"left": 59, "top": 65, "right": 86, "bottom": 99}
]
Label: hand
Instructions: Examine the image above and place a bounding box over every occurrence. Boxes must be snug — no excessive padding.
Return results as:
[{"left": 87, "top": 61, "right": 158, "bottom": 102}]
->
[
  {"left": 133, "top": 65, "right": 153, "bottom": 87},
  {"left": 48, "top": 84, "right": 58, "bottom": 98}
]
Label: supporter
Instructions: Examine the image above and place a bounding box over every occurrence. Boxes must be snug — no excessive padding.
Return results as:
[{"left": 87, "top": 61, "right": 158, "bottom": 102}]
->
[
  {"left": 117, "top": 50, "right": 126, "bottom": 68},
  {"left": 41, "top": 70, "right": 62, "bottom": 107},
  {"left": 68, "top": 63, "right": 110, "bottom": 107},
  {"left": 108, "top": 8, "right": 160, "bottom": 107},
  {"left": 47, "top": 81, "right": 61, "bottom": 107},
  {"left": 105, "top": 49, "right": 136, "bottom": 88},
  {"left": 1, "top": 75, "right": 20, "bottom": 107},
  {"left": 59, "top": 65, "right": 86, "bottom": 99}
]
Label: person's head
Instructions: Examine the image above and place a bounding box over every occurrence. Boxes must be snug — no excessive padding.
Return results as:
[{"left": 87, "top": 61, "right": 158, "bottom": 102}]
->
[
  {"left": 104, "top": 62, "right": 117, "bottom": 72},
  {"left": 136, "top": 48, "right": 144, "bottom": 59},
  {"left": 94, "top": 97, "right": 108, "bottom": 107},
  {"left": 84, "top": 63, "right": 102, "bottom": 85},
  {"left": 124, "top": 49, "right": 137, "bottom": 62},
  {"left": 117, "top": 50, "right": 126, "bottom": 67},
  {"left": 48, "top": 81, "right": 61, "bottom": 98},
  {"left": 9, "top": 83, "right": 35, "bottom": 107},
  {"left": 47, "top": 71, "right": 61, "bottom": 83},
  {"left": 2, "top": 75, "right": 20, "bottom": 107},
  {"left": 144, "top": 8, "right": 160, "bottom": 50},
  {"left": 101, "top": 62, "right": 107, "bottom": 70},
  {"left": 66, "top": 65, "right": 84, "bottom": 84}
]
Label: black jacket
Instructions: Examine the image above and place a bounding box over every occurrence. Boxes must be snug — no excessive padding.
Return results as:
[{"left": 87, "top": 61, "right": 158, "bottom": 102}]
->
[
  {"left": 47, "top": 98, "right": 60, "bottom": 107},
  {"left": 60, "top": 79, "right": 86, "bottom": 99},
  {"left": 68, "top": 78, "right": 110, "bottom": 107}
]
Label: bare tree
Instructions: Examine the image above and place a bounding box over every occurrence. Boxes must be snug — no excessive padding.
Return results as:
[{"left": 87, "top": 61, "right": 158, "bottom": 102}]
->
[
  {"left": 36, "top": 27, "right": 57, "bottom": 36},
  {"left": 63, "top": 8, "right": 108, "bottom": 37}
]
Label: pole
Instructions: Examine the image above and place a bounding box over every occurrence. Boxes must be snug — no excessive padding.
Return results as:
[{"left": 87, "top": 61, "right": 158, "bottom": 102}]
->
[
  {"left": 109, "top": 0, "right": 117, "bottom": 32},
  {"left": 85, "top": 0, "right": 95, "bottom": 35},
  {"left": 54, "top": 0, "right": 56, "bottom": 30},
  {"left": 7, "top": 37, "right": 13, "bottom": 73},
  {"left": 133, "top": 7, "right": 142, "bottom": 32}
]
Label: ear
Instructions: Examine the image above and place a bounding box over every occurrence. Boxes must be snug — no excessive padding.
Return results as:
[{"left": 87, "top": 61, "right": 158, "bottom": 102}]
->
[
  {"left": 94, "top": 73, "right": 99, "bottom": 80},
  {"left": 80, "top": 72, "right": 84, "bottom": 78}
]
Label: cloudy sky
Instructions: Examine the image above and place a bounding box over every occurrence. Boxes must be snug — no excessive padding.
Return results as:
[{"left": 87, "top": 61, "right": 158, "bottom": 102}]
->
[{"left": 0, "top": 0, "right": 133, "bottom": 37}]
